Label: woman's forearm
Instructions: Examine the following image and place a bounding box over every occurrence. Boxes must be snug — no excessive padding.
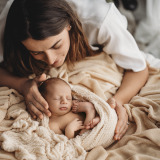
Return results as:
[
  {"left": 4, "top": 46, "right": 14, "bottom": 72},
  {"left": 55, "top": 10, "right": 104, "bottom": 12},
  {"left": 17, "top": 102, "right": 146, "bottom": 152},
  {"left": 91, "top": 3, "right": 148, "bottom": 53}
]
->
[
  {"left": 114, "top": 66, "right": 149, "bottom": 105},
  {"left": 0, "top": 67, "right": 28, "bottom": 94}
]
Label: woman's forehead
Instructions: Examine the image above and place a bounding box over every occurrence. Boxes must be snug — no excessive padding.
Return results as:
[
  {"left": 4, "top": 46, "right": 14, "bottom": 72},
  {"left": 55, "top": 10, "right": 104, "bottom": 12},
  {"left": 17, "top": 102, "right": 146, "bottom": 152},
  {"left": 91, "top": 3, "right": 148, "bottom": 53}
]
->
[{"left": 21, "top": 28, "right": 68, "bottom": 51}]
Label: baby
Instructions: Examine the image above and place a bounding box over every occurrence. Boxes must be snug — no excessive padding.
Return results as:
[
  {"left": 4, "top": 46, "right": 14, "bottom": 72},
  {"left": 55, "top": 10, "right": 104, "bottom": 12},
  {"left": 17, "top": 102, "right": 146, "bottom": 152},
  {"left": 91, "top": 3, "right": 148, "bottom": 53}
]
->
[{"left": 39, "top": 77, "right": 100, "bottom": 139}]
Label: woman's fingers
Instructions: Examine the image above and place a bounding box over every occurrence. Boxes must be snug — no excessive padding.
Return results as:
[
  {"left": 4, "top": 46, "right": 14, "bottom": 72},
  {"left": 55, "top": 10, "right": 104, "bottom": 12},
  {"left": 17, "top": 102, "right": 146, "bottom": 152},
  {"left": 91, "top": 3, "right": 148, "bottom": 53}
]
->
[
  {"left": 32, "top": 96, "right": 51, "bottom": 117},
  {"left": 34, "top": 73, "right": 47, "bottom": 84},
  {"left": 117, "top": 124, "right": 129, "bottom": 140},
  {"left": 107, "top": 97, "right": 116, "bottom": 108},
  {"left": 23, "top": 75, "right": 51, "bottom": 119},
  {"left": 107, "top": 98, "right": 129, "bottom": 140},
  {"left": 26, "top": 92, "right": 51, "bottom": 119},
  {"left": 27, "top": 102, "right": 44, "bottom": 119},
  {"left": 33, "top": 88, "right": 49, "bottom": 110},
  {"left": 114, "top": 104, "right": 128, "bottom": 140},
  {"left": 27, "top": 106, "right": 37, "bottom": 119}
]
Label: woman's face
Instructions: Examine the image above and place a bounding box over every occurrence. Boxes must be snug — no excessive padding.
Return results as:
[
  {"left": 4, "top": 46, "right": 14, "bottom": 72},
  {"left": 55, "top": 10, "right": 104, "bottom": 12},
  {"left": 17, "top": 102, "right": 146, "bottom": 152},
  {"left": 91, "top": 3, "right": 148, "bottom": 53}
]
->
[{"left": 22, "top": 27, "right": 71, "bottom": 68}]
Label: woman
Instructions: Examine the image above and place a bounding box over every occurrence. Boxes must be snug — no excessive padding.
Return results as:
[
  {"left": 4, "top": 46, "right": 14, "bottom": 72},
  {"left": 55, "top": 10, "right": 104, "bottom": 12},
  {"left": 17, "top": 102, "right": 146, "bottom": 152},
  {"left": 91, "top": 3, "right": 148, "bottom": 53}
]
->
[{"left": 0, "top": 0, "right": 148, "bottom": 140}]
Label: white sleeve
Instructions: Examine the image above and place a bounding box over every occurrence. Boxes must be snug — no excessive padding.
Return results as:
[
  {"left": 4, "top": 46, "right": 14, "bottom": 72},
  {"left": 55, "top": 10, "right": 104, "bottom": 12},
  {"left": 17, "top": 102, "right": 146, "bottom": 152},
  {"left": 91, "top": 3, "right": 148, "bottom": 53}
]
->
[
  {"left": 67, "top": 0, "right": 109, "bottom": 46},
  {"left": 98, "top": 3, "right": 146, "bottom": 72},
  {"left": 0, "top": 0, "right": 14, "bottom": 63}
]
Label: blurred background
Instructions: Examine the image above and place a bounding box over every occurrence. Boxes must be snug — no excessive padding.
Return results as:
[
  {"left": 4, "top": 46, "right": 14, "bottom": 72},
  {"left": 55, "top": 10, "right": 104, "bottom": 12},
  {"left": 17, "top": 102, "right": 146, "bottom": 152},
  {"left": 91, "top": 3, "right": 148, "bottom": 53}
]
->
[
  {"left": 108, "top": 0, "right": 160, "bottom": 59},
  {"left": 0, "top": 0, "right": 7, "bottom": 14}
]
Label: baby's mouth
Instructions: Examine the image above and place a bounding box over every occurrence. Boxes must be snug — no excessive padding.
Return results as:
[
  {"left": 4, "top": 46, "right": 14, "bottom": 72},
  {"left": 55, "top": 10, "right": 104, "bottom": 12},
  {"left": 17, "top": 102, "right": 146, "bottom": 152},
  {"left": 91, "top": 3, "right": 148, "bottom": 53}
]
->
[{"left": 59, "top": 107, "right": 67, "bottom": 110}]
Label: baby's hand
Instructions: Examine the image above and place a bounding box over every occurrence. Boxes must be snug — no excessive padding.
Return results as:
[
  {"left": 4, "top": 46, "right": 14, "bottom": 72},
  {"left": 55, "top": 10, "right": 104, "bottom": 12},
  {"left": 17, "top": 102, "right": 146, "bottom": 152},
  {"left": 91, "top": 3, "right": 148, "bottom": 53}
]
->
[
  {"left": 72, "top": 100, "right": 79, "bottom": 113},
  {"left": 66, "top": 118, "right": 85, "bottom": 132},
  {"left": 65, "top": 118, "right": 85, "bottom": 139}
]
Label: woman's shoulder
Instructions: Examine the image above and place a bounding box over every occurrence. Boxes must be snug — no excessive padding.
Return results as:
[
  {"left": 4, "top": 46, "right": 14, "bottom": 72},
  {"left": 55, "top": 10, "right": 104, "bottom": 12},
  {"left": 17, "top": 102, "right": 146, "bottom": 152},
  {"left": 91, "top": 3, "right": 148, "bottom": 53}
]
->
[{"left": 66, "top": 0, "right": 112, "bottom": 24}]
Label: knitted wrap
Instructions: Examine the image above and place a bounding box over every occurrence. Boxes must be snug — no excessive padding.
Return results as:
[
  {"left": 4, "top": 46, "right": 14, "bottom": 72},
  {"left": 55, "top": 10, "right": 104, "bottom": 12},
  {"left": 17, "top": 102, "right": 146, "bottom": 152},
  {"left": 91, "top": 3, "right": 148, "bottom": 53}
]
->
[
  {"left": 0, "top": 85, "right": 117, "bottom": 159},
  {"left": 0, "top": 53, "right": 120, "bottom": 159},
  {"left": 71, "top": 85, "right": 117, "bottom": 150},
  {"left": 41, "top": 84, "right": 117, "bottom": 151}
]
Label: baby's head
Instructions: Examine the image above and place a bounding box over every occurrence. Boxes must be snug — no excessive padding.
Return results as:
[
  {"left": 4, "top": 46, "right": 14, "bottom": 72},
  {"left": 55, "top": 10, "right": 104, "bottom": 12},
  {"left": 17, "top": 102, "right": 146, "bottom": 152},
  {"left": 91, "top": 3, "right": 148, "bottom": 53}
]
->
[{"left": 39, "top": 78, "right": 72, "bottom": 116}]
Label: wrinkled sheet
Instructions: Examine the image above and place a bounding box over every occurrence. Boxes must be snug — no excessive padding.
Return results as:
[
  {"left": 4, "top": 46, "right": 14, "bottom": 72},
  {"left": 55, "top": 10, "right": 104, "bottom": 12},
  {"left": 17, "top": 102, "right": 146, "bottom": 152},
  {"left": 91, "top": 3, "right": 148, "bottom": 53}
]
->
[{"left": 86, "top": 65, "right": 160, "bottom": 160}]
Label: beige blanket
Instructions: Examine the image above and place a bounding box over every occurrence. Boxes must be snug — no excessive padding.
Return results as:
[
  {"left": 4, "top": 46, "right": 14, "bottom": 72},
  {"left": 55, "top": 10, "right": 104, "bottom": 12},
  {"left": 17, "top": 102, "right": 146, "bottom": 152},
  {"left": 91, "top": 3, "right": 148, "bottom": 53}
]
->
[
  {"left": 86, "top": 62, "right": 160, "bottom": 159},
  {"left": 0, "top": 53, "right": 122, "bottom": 159},
  {"left": 0, "top": 52, "right": 160, "bottom": 159}
]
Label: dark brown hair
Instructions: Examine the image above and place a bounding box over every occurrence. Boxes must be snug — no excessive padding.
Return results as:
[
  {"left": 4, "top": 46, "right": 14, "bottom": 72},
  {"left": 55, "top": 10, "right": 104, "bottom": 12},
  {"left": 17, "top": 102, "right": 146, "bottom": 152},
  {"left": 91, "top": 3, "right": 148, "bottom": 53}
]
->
[
  {"left": 2, "top": 0, "right": 96, "bottom": 77},
  {"left": 39, "top": 77, "right": 71, "bottom": 97}
]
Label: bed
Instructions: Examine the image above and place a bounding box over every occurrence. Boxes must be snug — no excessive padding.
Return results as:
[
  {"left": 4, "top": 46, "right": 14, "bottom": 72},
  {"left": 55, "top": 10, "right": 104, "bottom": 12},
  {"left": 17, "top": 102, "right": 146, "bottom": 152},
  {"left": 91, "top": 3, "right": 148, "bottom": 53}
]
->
[{"left": 0, "top": 0, "right": 160, "bottom": 160}]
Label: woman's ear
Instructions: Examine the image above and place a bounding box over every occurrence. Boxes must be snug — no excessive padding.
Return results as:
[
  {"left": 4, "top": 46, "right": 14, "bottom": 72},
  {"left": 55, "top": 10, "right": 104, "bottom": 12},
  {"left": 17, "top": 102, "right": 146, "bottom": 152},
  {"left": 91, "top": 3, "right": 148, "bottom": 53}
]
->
[{"left": 67, "top": 25, "right": 72, "bottom": 31}]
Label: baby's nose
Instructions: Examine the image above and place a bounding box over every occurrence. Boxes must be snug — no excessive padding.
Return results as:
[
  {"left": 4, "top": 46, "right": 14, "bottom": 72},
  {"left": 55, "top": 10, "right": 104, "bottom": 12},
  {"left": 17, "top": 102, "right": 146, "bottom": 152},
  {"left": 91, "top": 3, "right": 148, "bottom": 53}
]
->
[{"left": 61, "top": 97, "right": 67, "bottom": 104}]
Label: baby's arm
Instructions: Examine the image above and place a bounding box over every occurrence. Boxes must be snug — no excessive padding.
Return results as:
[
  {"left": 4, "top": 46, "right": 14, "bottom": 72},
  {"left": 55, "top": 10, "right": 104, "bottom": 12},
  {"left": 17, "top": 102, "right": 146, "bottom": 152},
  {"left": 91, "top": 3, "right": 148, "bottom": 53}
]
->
[
  {"left": 65, "top": 118, "right": 85, "bottom": 139},
  {"left": 72, "top": 101, "right": 100, "bottom": 129}
]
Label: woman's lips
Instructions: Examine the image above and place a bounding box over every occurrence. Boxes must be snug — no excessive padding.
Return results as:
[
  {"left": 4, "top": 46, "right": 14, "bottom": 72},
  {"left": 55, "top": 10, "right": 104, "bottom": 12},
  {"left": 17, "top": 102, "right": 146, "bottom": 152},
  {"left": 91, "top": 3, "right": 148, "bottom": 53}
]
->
[
  {"left": 52, "top": 60, "right": 58, "bottom": 66},
  {"left": 51, "top": 60, "right": 61, "bottom": 67},
  {"left": 54, "top": 60, "right": 58, "bottom": 64}
]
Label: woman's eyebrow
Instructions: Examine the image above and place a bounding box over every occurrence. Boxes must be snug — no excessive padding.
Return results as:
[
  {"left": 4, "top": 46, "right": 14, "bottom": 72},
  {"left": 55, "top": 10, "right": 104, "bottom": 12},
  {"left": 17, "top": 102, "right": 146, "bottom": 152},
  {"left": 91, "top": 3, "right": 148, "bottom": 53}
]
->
[
  {"left": 28, "top": 39, "right": 62, "bottom": 53},
  {"left": 50, "top": 39, "right": 62, "bottom": 49}
]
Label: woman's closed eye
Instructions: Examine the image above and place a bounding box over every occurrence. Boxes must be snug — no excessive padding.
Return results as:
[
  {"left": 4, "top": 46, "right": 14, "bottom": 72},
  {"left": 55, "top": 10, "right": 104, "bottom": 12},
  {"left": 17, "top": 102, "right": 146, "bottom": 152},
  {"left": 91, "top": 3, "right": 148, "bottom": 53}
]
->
[
  {"left": 30, "top": 51, "right": 44, "bottom": 55},
  {"left": 53, "top": 44, "right": 62, "bottom": 50},
  {"left": 29, "top": 44, "right": 62, "bottom": 56}
]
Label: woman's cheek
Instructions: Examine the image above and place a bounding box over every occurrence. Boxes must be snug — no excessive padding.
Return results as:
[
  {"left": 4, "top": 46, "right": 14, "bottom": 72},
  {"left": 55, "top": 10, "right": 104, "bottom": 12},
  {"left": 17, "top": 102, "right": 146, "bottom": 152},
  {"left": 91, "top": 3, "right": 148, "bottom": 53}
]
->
[{"left": 32, "top": 54, "right": 44, "bottom": 61}]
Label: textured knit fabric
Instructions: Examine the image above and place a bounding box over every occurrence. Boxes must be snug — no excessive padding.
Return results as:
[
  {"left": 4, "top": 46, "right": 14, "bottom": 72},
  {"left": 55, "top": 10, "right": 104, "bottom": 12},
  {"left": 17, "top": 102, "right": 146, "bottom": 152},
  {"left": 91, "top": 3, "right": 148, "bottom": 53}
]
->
[{"left": 0, "top": 52, "right": 119, "bottom": 160}]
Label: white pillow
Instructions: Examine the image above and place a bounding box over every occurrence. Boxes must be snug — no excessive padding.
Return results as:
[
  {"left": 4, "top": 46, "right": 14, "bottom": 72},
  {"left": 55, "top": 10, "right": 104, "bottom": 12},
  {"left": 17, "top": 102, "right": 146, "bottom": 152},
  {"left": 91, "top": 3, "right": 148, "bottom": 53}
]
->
[{"left": 0, "top": 0, "right": 14, "bottom": 62}]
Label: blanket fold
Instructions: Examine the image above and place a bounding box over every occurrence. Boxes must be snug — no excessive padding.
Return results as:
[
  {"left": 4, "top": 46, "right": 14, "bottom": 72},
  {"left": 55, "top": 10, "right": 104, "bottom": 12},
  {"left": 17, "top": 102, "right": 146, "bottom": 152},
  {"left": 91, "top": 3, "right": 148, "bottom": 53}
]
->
[{"left": 86, "top": 65, "right": 160, "bottom": 160}]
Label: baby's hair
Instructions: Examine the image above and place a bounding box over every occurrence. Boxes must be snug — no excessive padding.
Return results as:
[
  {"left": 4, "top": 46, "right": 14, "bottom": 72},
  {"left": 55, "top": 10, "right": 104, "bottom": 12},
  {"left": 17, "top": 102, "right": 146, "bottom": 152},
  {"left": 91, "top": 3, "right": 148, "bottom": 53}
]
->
[{"left": 39, "top": 77, "right": 71, "bottom": 96}]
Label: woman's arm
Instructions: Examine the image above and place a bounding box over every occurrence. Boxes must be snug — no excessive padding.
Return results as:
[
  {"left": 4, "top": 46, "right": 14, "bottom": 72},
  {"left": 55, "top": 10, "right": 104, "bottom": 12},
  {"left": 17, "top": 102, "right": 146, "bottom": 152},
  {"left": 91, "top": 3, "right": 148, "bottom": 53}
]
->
[
  {"left": 0, "top": 67, "right": 27, "bottom": 92},
  {"left": 0, "top": 67, "right": 51, "bottom": 119},
  {"left": 114, "top": 66, "right": 149, "bottom": 105},
  {"left": 108, "top": 66, "right": 149, "bottom": 140}
]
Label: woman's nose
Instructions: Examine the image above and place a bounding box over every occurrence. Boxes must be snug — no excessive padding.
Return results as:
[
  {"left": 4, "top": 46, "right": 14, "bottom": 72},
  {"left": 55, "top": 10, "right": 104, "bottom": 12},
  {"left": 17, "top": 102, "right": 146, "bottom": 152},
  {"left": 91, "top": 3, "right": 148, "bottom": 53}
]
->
[{"left": 45, "top": 50, "right": 57, "bottom": 65}]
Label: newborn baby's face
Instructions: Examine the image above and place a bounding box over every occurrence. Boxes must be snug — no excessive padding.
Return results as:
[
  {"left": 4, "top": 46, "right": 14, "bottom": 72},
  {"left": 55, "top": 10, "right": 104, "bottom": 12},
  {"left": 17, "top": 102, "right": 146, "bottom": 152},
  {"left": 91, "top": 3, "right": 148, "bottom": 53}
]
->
[{"left": 45, "top": 83, "right": 72, "bottom": 116}]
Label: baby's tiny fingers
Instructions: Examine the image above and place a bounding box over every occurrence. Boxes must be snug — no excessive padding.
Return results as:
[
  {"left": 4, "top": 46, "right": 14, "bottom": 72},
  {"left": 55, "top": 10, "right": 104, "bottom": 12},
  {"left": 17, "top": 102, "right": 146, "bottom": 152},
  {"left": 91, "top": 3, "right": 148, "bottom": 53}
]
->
[{"left": 80, "top": 125, "right": 85, "bottom": 129}]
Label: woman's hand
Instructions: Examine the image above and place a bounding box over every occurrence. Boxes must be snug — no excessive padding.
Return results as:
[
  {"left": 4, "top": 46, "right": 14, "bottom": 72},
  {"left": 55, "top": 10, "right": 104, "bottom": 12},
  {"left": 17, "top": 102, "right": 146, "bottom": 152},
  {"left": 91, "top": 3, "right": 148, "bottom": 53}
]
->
[
  {"left": 107, "top": 97, "right": 129, "bottom": 140},
  {"left": 21, "top": 74, "right": 51, "bottom": 119},
  {"left": 107, "top": 68, "right": 148, "bottom": 140}
]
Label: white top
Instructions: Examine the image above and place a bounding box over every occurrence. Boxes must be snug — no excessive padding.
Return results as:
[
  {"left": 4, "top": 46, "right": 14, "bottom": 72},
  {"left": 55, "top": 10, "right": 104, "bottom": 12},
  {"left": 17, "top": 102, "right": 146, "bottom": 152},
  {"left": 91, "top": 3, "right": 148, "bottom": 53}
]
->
[
  {"left": 0, "top": 0, "right": 153, "bottom": 71},
  {"left": 67, "top": 0, "right": 146, "bottom": 72}
]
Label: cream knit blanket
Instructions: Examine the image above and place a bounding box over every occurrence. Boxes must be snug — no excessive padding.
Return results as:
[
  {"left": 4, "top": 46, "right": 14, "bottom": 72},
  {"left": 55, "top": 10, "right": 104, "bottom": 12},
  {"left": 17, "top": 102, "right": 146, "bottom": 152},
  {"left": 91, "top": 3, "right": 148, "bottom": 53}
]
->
[{"left": 0, "top": 52, "right": 123, "bottom": 160}]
